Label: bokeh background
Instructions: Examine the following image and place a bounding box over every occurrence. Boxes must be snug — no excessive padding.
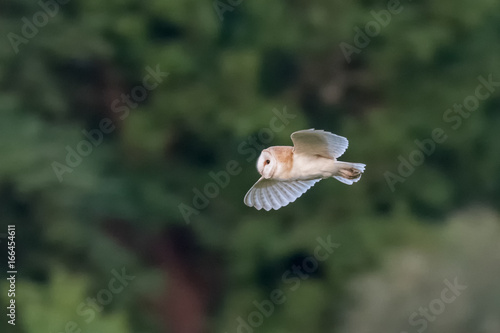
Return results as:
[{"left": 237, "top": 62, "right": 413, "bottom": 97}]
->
[{"left": 1, "top": 0, "right": 500, "bottom": 333}]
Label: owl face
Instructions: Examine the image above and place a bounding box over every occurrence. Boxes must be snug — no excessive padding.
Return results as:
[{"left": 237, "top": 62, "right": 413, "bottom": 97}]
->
[{"left": 257, "top": 149, "right": 276, "bottom": 179}]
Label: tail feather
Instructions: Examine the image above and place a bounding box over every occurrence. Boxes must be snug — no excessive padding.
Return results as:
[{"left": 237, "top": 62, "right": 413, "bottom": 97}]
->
[{"left": 334, "top": 162, "right": 366, "bottom": 185}]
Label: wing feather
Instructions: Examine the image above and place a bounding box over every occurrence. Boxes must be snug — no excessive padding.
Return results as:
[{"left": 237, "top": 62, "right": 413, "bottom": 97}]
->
[
  {"left": 266, "top": 186, "right": 280, "bottom": 210},
  {"left": 244, "top": 177, "right": 321, "bottom": 211},
  {"left": 272, "top": 183, "right": 290, "bottom": 204},
  {"left": 279, "top": 183, "right": 296, "bottom": 201},
  {"left": 291, "top": 129, "right": 349, "bottom": 159}
]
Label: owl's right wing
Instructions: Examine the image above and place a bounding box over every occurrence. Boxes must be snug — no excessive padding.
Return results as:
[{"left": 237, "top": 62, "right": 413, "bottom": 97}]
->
[
  {"left": 291, "top": 129, "right": 349, "bottom": 159},
  {"left": 244, "top": 177, "right": 321, "bottom": 211}
]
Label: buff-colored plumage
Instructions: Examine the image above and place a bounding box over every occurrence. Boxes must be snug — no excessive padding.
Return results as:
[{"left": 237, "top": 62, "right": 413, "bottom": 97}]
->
[{"left": 244, "top": 129, "right": 366, "bottom": 211}]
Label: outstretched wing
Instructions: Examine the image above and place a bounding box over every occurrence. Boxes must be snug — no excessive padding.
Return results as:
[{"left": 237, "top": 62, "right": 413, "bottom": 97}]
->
[
  {"left": 244, "top": 177, "right": 321, "bottom": 211},
  {"left": 291, "top": 129, "right": 349, "bottom": 159}
]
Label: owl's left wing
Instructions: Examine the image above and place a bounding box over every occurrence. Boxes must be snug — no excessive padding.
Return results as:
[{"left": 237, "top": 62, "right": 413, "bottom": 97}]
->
[
  {"left": 291, "top": 129, "right": 349, "bottom": 159},
  {"left": 244, "top": 177, "right": 321, "bottom": 211}
]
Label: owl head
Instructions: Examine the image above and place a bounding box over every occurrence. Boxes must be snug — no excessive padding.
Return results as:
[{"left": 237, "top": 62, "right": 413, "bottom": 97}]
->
[{"left": 257, "top": 149, "right": 276, "bottom": 179}]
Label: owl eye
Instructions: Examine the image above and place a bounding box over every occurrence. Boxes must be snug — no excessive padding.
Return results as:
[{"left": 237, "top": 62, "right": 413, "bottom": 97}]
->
[{"left": 265, "top": 160, "right": 270, "bottom": 165}]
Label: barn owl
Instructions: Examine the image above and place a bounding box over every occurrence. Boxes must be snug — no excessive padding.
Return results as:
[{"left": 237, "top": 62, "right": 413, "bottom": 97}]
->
[{"left": 244, "top": 129, "right": 366, "bottom": 211}]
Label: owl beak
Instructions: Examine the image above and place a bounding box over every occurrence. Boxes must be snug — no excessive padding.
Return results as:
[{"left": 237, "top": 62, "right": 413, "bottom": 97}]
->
[{"left": 262, "top": 166, "right": 273, "bottom": 179}]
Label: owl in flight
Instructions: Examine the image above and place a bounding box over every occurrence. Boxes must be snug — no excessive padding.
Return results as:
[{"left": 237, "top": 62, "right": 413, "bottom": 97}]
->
[{"left": 244, "top": 129, "right": 366, "bottom": 211}]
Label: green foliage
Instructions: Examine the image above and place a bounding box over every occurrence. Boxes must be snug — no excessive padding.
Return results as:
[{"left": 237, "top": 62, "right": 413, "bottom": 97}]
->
[
  {"left": 339, "top": 209, "right": 500, "bottom": 333},
  {"left": 3, "top": 266, "right": 130, "bottom": 333}
]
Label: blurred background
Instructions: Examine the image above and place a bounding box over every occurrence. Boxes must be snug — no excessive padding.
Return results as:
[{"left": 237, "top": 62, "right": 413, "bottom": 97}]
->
[{"left": 1, "top": 0, "right": 500, "bottom": 332}]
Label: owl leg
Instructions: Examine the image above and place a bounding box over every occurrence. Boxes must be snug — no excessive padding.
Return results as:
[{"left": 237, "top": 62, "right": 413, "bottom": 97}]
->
[
  {"left": 332, "top": 161, "right": 366, "bottom": 185},
  {"left": 339, "top": 167, "right": 361, "bottom": 179}
]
